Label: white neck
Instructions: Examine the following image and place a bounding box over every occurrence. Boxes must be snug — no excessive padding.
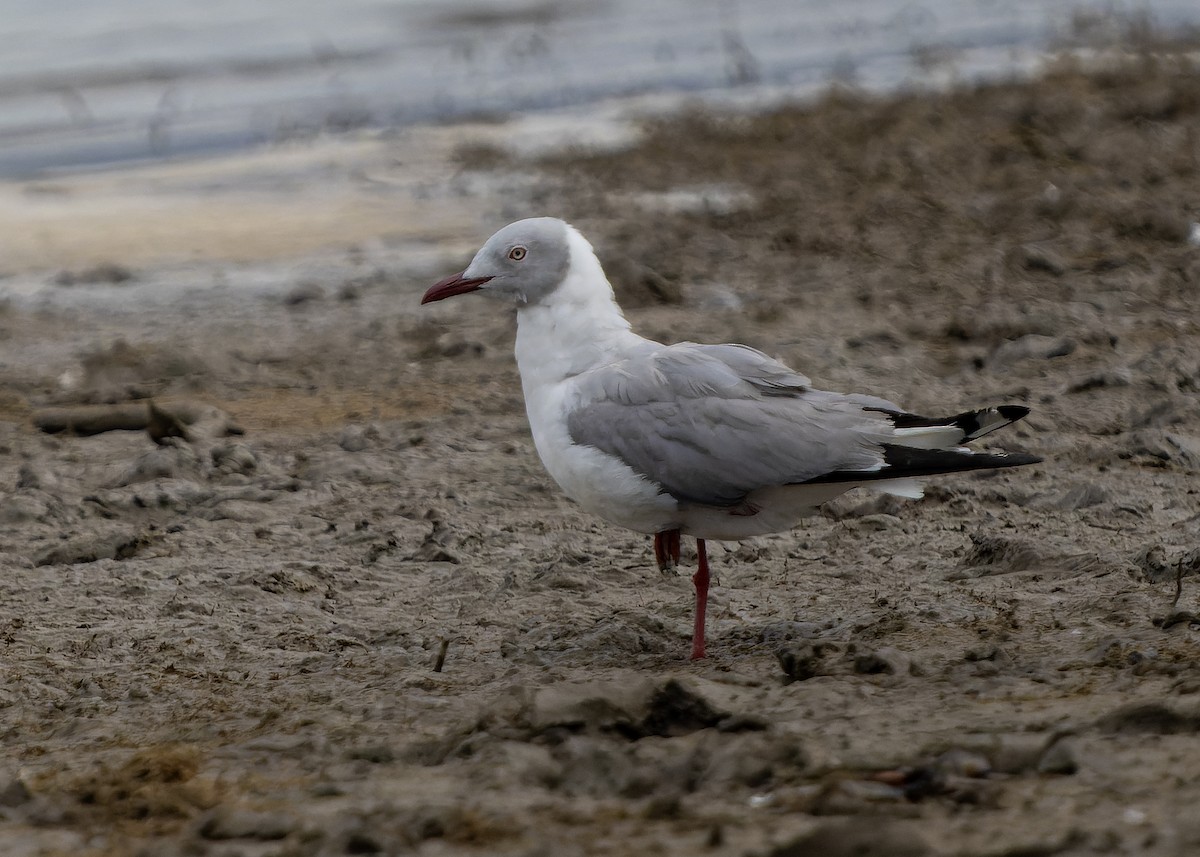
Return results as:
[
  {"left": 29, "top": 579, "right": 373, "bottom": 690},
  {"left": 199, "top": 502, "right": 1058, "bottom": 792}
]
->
[{"left": 513, "top": 227, "right": 646, "bottom": 390}]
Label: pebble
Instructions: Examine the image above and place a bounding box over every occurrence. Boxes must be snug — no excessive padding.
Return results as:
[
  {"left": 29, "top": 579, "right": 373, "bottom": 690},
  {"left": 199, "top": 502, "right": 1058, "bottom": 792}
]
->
[
  {"left": 33, "top": 529, "right": 148, "bottom": 566},
  {"left": 0, "top": 494, "right": 54, "bottom": 524},
  {"left": 114, "top": 444, "right": 201, "bottom": 487},
  {"left": 1037, "top": 737, "right": 1080, "bottom": 775},
  {"left": 53, "top": 262, "right": 134, "bottom": 285},
  {"left": 1123, "top": 431, "right": 1200, "bottom": 469},
  {"left": 526, "top": 677, "right": 726, "bottom": 739},
  {"left": 16, "top": 462, "right": 57, "bottom": 490},
  {"left": 850, "top": 513, "right": 902, "bottom": 531},
  {"left": 346, "top": 744, "right": 396, "bottom": 764},
  {"left": 1011, "top": 244, "right": 1068, "bottom": 276},
  {"left": 283, "top": 281, "right": 323, "bottom": 306},
  {"left": 776, "top": 641, "right": 837, "bottom": 682},
  {"left": 0, "top": 770, "right": 31, "bottom": 807},
  {"left": 1096, "top": 702, "right": 1200, "bottom": 735},
  {"left": 1065, "top": 368, "right": 1132, "bottom": 393},
  {"left": 934, "top": 748, "right": 993, "bottom": 778},
  {"left": 701, "top": 733, "right": 805, "bottom": 789},
  {"left": 338, "top": 425, "right": 380, "bottom": 452},
  {"left": 197, "top": 806, "right": 297, "bottom": 840},
  {"left": 211, "top": 443, "right": 258, "bottom": 474},
  {"left": 766, "top": 818, "right": 929, "bottom": 857},
  {"left": 853, "top": 646, "right": 914, "bottom": 677}
]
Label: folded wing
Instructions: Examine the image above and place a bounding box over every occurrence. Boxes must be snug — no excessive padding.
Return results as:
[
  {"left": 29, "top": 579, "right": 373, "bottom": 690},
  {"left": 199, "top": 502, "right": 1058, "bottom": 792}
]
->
[{"left": 564, "top": 342, "right": 1038, "bottom": 507}]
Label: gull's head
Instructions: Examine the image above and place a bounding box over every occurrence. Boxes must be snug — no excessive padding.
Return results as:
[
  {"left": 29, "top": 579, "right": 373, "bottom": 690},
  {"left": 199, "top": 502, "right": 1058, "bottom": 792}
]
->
[{"left": 422, "top": 217, "right": 574, "bottom": 307}]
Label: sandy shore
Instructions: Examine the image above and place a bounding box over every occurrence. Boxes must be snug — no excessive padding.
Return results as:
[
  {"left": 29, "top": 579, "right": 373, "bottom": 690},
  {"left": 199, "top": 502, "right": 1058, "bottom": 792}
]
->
[{"left": 1, "top": 44, "right": 1200, "bottom": 857}]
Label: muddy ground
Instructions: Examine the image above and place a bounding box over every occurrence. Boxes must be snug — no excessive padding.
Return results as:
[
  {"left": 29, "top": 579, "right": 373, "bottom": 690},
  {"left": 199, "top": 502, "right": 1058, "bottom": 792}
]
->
[{"left": 2, "top": 43, "right": 1200, "bottom": 857}]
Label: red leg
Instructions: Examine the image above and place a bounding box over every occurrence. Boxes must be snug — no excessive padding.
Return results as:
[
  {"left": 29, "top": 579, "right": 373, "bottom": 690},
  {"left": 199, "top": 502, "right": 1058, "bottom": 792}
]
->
[
  {"left": 691, "top": 538, "right": 710, "bottom": 660},
  {"left": 654, "top": 528, "right": 682, "bottom": 571}
]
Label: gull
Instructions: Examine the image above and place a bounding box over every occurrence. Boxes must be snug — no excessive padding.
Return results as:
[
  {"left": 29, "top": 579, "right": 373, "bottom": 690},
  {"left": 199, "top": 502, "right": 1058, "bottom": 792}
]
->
[{"left": 422, "top": 218, "right": 1040, "bottom": 660}]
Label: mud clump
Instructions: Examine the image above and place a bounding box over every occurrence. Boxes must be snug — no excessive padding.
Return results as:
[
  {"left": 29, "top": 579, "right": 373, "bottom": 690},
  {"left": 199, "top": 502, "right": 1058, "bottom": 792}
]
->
[{"left": 60, "top": 745, "right": 215, "bottom": 831}]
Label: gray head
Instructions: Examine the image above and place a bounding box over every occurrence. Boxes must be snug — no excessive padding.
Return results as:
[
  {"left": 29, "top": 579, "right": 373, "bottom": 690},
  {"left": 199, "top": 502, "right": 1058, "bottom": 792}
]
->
[{"left": 421, "top": 217, "right": 572, "bottom": 307}]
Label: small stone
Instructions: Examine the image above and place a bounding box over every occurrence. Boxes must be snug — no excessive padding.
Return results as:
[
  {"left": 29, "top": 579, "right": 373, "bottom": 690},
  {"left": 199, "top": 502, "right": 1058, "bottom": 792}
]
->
[
  {"left": 1011, "top": 244, "right": 1068, "bottom": 276},
  {"left": 1037, "top": 737, "right": 1080, "bottom": 775},
  {"left": 146, "top": 400, "right": 191, "bottom": 445},
  {"left": 851, "top": 513, "right": 902, "bottom": 531},
  {"left": 346, "top": 745, "right": 395, "bottom": 764},
  {"left": 984, "top": 735, "right": 1043, "bottom": 774},
  {"left": 1096, "top": 702, "right": 1200, "bottom": 735},
  {"left": 963, "top": 645, "right": 999, "bottom": 662},
  {"left": 197, "top": 807, "right": 296, "bottom": 840},
  {"left": 766, "top": 818, "right": 929, "bottom": 857},
  {"left": 16, "top": 463, "right": 56, "bottom": 490},
  {"left": 1124, "top": 431, "right": 1200, "bottom": 469},
  {"left": 34, "top": 529, "right": 149, "bottom": 566},
  {"left": 212, "top": 443, "right": 257, "bottom": 475},
  {"left": 853, "top": 646, "right": 913, "bottom": 676},
  {"left": 53, "top": 262, "right": 135, "bottom": 286},
  {"left": 1114, "top": 205, "right": 1192, "bottom": 243},
  {"left": 642, "top": 794, "right": 682, "bottom": 820},
  {"left": 339, "top": 426, "right": 372, "bottom": 452},
  {"left": 776, "top": 641, "right": 836, "bottom": 682},
  {"left": 934, "top": 748, "right": 993, "bottom": 778},
  {"left": 0, "top": 771, "right": 31, "bottom": 807},
  {"left": 284, "top": 282, "right": 324, "bottom": 306},
  {"left": 1132, "top": 547, "right": 1171, "bottom": 580},
  {"left": 1066, "top": 369, "right": 1132, "bottom": 393},
  {"left": 345, "top": 830, "right": 382, "bottom": 853},
  {"left": 715, "top": 713, "right": 769, "bottom": 733},
  {"left": 521, "top": 677, "right": 726, "bottom": 739},
  {"left": 409, "top": 542, "right": 462, "bottom": 564},
  {"left": 1, "top": 494, "right": 52, "bottom": 524},
  {"left": 114, "top": 444, "right": 201, "bottom": 486}
]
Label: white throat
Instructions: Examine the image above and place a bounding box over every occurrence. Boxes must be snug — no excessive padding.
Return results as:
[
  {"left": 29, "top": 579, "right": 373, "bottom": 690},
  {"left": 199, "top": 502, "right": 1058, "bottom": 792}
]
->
[{"left": 513, "top": 226, "right": 644, "bottom": 389}]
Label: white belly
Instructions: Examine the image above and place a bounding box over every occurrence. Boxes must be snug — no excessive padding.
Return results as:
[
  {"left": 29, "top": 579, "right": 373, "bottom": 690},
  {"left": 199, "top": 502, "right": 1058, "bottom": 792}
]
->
[{"left": 679, "top": 483, "right": 854, "bottom": 540}]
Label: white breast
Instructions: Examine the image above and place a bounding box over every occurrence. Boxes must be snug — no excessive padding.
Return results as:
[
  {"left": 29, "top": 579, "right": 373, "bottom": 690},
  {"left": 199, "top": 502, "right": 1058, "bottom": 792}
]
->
[
  {"left": 524, "top": 381, "right": 679, "bottom": 534},
  {"left": 511, "top": 228, "right": 681, "bottom": 535}
]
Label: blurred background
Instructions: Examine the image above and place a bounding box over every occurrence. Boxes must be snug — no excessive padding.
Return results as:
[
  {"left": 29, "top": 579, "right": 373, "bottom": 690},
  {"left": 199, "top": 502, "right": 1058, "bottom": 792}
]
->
[{"left": 4, "top": 0, "right": 1197, "bottom": 178}]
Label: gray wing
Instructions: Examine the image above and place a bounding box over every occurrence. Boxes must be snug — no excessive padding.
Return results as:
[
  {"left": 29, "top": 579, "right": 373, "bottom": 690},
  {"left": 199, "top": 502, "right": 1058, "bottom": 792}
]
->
[{"left": 564, "top": 342, "right": 897, "bottom": 506}]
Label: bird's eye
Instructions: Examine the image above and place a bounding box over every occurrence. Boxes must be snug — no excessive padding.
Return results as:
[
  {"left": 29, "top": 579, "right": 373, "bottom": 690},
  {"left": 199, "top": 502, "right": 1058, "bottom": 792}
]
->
[{"left": 508, "top": 246, "right": 527, "bottom": 261}]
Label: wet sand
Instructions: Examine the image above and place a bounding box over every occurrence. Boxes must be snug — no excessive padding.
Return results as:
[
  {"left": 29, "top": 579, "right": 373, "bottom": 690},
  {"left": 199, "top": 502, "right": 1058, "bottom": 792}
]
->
[{"left": 1, "top": 45, "right": 1200, "bottom": 856}]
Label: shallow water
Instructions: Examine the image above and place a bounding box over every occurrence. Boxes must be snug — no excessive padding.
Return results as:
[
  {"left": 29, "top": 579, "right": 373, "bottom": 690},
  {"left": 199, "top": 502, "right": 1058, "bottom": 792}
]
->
[{"left": 3, "top": 0, "right": 1197, "bottom": 177}]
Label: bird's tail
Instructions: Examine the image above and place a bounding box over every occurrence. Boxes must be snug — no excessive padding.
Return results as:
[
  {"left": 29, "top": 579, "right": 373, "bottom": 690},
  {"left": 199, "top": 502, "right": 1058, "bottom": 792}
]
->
[
  {"left": 877, "top": 404, "right": 1032, "bottom": 450},
  {"left": 810, "top": 405, "right": 1039, "bottom": 496}
]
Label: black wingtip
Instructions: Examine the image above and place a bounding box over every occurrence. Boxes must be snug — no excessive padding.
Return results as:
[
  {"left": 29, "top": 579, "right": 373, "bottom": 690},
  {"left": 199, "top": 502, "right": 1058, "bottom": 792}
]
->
[
  {"left": 996, "top": 405, "right": 1031, "bottom": 422},
  {"left": 878, "top": 444, "right": 1041, "bottom": 477},
  {"left": 866, "top": 404, "right": 1033, "bottom": 440},
  {"left": 999, "top": 451, "right": 1042, "bottom": 466},
  {"left": 803, "top": 445, "right": 1041, "bottom": 485}
]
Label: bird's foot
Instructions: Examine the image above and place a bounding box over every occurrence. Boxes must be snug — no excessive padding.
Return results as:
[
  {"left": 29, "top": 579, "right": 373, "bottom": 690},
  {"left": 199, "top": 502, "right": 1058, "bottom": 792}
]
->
[{"left": 653, "top": 529, "right": 682, "bottom": 573}]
